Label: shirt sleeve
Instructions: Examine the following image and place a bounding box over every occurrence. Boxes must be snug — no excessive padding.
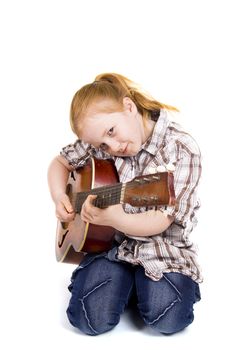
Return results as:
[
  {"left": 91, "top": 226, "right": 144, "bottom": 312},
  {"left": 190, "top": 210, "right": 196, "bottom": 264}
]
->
[
  {"left": 159, "top": 149, "right": 202, "bottom": 228},
  {"left": 60, "top": 139, "right": 113, "bottom": 169},
  {"left": 60, "top": 139, "right": 92, "bottom": 168}
]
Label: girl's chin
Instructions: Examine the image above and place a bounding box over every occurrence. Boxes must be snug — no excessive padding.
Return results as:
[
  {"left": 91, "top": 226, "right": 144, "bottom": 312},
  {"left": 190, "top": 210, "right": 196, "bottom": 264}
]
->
[
  {"left": 122, "top": 150, "right": 138, "bottom": 157},
  {"left": 123, "top": 145, "right": 141, "bottom": 157},
  {"left": 113, "top": 144, "right": 140, "bottom": 157}
]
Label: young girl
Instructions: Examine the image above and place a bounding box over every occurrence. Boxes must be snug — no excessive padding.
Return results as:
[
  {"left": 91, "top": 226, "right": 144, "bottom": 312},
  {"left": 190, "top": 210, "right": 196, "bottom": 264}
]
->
[{"left": 48, "top": 73, "right": 202, "bottom": 336}]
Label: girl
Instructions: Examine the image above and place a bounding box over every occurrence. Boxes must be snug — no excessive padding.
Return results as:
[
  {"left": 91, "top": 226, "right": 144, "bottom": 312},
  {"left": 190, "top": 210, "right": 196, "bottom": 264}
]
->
[{"left": 48, "top": 73, "right": 202, "bottom": 336}]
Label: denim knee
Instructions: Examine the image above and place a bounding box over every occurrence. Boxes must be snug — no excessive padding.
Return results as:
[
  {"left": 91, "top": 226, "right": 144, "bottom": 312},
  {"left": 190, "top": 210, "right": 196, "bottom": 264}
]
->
[
  {"left": 140, "top": 292, "right": 194, "bottom": 334},
  {"left": 66, "top": 255, "right": 134, "bottom": 335},
  {"left": 136, "top": 270, "right": 200, "bottom": 335},
  {"left": 67, "top": 276, "right": 122, "bottom": 336},
  {"left": 66, "top": 312, "right": 119, "bottom": 336},
  {"left": 67, "top": 302, "right": 120, "bottom": 336},
  {"left": 149, "top": 301, "right": 194, "bottom": 334}
]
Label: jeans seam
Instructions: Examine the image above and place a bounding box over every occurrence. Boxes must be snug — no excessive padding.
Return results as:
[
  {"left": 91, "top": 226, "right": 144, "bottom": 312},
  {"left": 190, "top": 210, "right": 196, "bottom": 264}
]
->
[
  {"left": 146, "top": 296, "right": 180, "bottom": 325},
  {"left": 163, "top": 274, "right": 182, "bottom": 298},
  {"left": 144, "top": 274, "right": 182, "bottom": 326},
  {"left": 78, "top": 278, "right": 112, "bottom": 335},
  {"left": 125, "top": 280, "right": 135, "bottom": 306}
]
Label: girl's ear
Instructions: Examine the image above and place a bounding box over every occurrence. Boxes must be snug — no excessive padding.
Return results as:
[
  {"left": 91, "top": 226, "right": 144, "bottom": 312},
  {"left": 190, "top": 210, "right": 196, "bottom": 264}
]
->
[{"left": 123, "top": 97, "right": 136, "bottom": 113}]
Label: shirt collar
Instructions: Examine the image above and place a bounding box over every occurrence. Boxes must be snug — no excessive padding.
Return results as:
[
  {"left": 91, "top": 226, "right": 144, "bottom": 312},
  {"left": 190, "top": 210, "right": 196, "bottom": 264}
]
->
[{"left": 141, "top": 109, "right": 170, "bottom": 155}]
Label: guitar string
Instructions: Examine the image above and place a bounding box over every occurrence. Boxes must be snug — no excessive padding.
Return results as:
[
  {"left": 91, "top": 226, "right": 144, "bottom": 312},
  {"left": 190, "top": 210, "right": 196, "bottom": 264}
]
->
[
  {"left": 75, "top": 173, "right": 162, "bottom": 197},
  {"left": 74, "top": 174, "right": 164, "bottom": 201},
  {"left": 74, "top": 175, "right": 164, "bottom": 211},
  {"left": 76, "top": 190, "right": 121, "bottom": 210},
  {"left": 77, "top": 191, "right": 121, "bottom": 200},
  {"left": 76, "top": 183, "right": 152, "bottom": 206},
  {"left": 75, "top": 193, "right": 160, "bottom": 211}
]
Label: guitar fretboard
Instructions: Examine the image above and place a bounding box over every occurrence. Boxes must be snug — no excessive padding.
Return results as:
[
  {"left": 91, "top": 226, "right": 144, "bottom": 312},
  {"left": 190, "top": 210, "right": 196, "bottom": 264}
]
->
[{"left": 75, "top": 183, "right": 123, "bottom": 213}]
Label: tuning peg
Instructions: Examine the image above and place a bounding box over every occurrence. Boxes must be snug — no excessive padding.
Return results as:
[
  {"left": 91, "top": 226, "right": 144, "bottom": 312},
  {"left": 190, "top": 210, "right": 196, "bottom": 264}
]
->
[{"left": 142, "top": 177, "right": 152, "bottom": 182}]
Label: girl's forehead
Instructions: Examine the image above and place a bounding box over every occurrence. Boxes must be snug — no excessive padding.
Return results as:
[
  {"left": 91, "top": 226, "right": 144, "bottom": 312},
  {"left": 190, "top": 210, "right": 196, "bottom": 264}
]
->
[
  {"left": 83, "top": 109, "right": 121, "bottom": 126},
  {"left": 84, "top": 112, "right": 112, "bottom": 124},
  {"left": 85, "top": 98, "right": 122, "bottom": 117},
  {"left": 80, "top": 114, "right": 112, "bottom": 140}
]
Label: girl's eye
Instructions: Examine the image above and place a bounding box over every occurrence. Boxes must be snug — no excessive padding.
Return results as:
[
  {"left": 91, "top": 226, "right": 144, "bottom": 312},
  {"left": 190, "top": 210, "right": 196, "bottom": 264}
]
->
[
  {"left": 99, "top": 128, "right": 114, "bottom": 150},
  {"left": 107, "top": 127, "right": 114, "bottom": 136}
]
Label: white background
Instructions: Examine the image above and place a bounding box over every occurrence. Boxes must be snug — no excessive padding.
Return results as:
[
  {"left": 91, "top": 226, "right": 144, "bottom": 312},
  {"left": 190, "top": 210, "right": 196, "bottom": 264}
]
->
[{"left": 0, "top": 0, "right": 232, "bottom": 349}]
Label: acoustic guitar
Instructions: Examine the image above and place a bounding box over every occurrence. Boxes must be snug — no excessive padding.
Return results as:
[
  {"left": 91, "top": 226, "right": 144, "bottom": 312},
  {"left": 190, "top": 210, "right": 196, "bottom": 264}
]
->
[{"left": 56, "top": 157, "right": 175, "bottom": 264}]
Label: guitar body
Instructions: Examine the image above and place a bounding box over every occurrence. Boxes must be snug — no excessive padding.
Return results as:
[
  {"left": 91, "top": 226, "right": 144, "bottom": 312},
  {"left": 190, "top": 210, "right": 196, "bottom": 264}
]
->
[
  {"left": 56, "top": 157, "right": 175, "bottom": 265},
  {"left": 56, "top": 158, "right": 119, "bottom": 264}
]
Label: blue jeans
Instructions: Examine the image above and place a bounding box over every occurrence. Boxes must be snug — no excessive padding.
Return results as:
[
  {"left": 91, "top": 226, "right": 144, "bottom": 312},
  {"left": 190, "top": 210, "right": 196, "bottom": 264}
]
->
[{"left": 66, "top": 251, "right": 201, "bottom": 336}]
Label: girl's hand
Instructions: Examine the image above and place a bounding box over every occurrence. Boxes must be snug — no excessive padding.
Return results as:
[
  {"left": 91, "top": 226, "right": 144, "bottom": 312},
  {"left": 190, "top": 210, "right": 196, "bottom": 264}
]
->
[
  {"left": 55, "top": 193, "right": 75, "bottom": 222},
  {"left": 81, "top": 194, "right": 126, "bottom": 227}
]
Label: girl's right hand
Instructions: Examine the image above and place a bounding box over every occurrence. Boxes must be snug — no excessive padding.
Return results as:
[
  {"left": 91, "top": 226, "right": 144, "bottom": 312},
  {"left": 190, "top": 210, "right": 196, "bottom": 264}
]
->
[{"left": 55, "top": 193, "right": 75, "bottom": 222}]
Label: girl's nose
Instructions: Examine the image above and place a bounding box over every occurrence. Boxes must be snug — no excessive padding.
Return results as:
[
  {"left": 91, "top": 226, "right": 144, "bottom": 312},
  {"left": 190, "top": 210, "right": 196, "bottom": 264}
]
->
[{"left": 108, "top": 139, "right": 121, "bottom": 153}]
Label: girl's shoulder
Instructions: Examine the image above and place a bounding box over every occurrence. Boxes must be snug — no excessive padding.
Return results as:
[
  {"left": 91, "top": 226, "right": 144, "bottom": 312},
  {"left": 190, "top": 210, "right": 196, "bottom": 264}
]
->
[{"left": 164, "top": 110, "right": 201, "bottom": 156}]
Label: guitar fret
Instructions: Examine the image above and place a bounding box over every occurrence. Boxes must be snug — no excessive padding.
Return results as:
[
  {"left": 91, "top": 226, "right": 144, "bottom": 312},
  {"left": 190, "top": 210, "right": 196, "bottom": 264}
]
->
[{"left": 75, "top": 183, "right": 122, "bottom": 212}]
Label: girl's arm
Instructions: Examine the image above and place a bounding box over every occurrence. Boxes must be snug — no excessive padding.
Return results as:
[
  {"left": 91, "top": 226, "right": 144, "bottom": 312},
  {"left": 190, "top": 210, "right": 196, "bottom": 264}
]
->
[
  {"left": 47, "top": 155, "right": 75, "bottom": 221},
  {"left": 80, "top": 195, "right": 173, "bottom": 237},
  {"left": 114, "top": 208, "right": 174, "bottom": 237}
]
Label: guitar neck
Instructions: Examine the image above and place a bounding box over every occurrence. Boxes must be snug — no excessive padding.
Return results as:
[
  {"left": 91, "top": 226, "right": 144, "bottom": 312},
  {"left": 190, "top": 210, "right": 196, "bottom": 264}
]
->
[
  {"left": 75, "top": 183, "right": 123, "bottom": 213},
  {"left": 74, "top": 171, "right": 175, "bottom": 213}
]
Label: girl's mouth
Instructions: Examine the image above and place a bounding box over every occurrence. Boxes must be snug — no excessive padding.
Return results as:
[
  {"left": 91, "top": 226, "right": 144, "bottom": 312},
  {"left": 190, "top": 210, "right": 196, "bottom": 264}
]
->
[{"left": 122, "top": 144, "right": 128, "bottom": 154}]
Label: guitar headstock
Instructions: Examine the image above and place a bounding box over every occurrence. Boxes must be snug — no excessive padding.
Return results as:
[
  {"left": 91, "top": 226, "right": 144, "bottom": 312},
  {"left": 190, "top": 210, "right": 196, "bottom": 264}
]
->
[{"left": 122, "top": 172, "right": 175, "bottom": 207}]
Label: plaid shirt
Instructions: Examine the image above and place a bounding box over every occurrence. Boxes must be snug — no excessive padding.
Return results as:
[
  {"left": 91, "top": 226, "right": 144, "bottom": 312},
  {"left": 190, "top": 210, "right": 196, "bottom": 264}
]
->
[{"left": 61, "top": 109, "right": 203, "bottom": 283}]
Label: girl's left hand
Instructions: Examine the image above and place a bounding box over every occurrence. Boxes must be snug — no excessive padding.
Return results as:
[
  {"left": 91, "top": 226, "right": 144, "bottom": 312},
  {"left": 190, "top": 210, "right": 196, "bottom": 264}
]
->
[{"left": 80, "top": 194, "right": 125, "bottom": 227}]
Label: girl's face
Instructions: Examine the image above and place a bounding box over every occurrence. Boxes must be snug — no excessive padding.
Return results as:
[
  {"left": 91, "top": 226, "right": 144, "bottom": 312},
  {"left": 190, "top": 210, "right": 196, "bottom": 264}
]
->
[{"left": 79, "top": 97, "right": 154, "bottom": 157}]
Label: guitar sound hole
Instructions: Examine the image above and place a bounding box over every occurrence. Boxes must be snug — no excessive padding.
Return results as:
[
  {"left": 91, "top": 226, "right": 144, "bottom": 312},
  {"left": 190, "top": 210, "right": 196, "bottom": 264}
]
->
[
  {"left": 58, "top": 230, "right": 69, "bottom": 248},
  {"left": 66, "top": 183, "right": 72, "bottom": 197},
  {"left": 61, "top": 221, "right": 69, "bottom": 230}
]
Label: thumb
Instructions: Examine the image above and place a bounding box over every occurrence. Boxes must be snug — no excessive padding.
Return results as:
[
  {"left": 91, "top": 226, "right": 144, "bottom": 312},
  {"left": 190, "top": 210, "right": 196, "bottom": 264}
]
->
[
  {"left": 87, "top": 194, "right": 97, "bottom": 205},
  {"left": 62, "top": 196, "right": 74, "bottom": 213}
]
